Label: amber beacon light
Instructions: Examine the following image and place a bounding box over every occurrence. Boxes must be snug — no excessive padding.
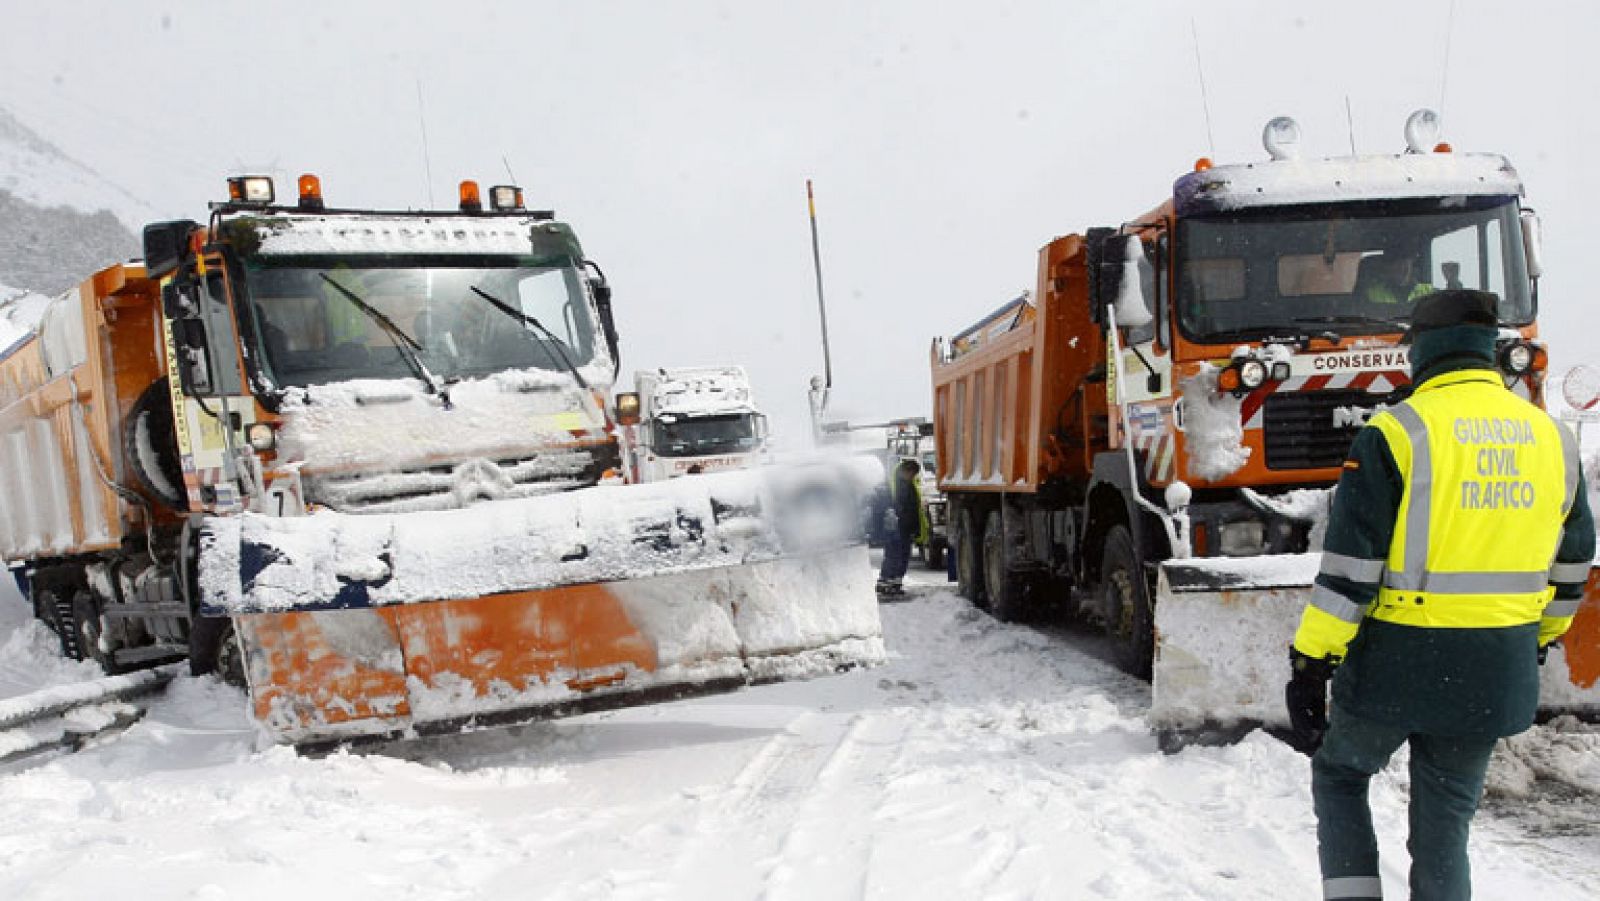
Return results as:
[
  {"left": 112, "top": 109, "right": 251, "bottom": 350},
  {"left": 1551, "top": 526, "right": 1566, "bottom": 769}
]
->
[
  {"left": 459, "top": 180, "right": 483, "bottom": 213},
  {"left": 297, "top": 174, "right": 325, "bottom": 211}
]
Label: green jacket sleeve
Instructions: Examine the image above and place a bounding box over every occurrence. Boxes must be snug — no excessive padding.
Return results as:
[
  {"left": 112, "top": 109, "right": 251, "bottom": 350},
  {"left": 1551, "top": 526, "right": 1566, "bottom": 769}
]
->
[{"left": 1292, "top": 425, "right": 1403, "bottom": 662}]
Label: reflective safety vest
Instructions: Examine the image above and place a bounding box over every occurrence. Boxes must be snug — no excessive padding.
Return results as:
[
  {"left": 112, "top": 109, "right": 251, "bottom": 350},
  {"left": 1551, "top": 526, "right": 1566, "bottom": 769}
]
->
[{"left": 1366, "top": 370, "right": 1580, "bottom": 628}]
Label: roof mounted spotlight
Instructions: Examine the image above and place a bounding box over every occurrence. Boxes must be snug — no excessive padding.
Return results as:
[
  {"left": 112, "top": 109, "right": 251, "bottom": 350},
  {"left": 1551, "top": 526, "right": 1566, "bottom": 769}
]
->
[
  {"left": 297, "top": 173, "right": 325, "bottom": 211},
  {"left": 489, "top": 184, "right": 525, "bottom": 211},
  {"left": 1263, "top": 116, "right": 1302, "bottom": 161},
  {"left": 1404, "top": 108, "right": 1441, "bottom": 154},
  {"left": 227, "top": 175, "right": 275, "bottom": 205},
  {"left": 459, "top": 180, "right": 483, "bottom": 214}
]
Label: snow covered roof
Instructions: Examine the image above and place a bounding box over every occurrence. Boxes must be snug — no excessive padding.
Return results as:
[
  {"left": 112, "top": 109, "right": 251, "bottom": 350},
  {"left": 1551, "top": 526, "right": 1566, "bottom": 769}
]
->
[
  {"left": 239, "top": 214, "right": 579, "bottom": 258},
  {"left": 640, "top": 366, "right": 758, "bottom": 416},
  {"left": 1173, "top": 152, "right": 1522, "bottom": 216}
]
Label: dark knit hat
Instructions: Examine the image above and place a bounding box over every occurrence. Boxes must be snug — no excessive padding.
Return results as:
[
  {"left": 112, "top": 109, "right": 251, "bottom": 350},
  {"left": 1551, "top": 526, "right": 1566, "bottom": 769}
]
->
[{"left": 1400, "top": 289, "right": 1499, "bottom": 343}]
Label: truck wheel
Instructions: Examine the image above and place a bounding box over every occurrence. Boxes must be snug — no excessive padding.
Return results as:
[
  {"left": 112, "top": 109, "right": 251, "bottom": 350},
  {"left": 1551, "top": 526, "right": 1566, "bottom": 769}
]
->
[
  {"left": 190, "top": 616, "right": 248, "bottom": 689},
  {"left": 69, "top": 586, "right": 116, "bottom": 673},
  {"left": 956, "top": 507, "right": 986, "bottom": 605},
  {"left": 983, "top": 513, "right": 1026, "bottom": 623},
  {"left": 1101, "top": 525, "right": 1153, "bottom": 679},
  {"left": 124, "top": 379, "right": 186, "bottom": 510}
]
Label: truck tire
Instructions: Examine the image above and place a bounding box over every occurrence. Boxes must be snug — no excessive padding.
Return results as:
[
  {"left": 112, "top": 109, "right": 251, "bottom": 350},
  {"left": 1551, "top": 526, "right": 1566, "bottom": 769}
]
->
[
  {"left": 1101, "top": 525, "right": 1153, "bottom": 679},
  {"left": 956, "top": 507, "right": 986, "bottom": 605},
  {"left": 70, "top": 586, "right": 118, "bottom": 673},
  {"left": 983, "top": 513, "right": 1026, "bottom": 623},
  {"left": 924, "top": 537, "right": 946, "bottom": 570},
  {"left": 190, "top": 615, "right": 248, "bottom": 689},
  {"left": 124, "top": 379, "right": 186, "bottom": 510}
]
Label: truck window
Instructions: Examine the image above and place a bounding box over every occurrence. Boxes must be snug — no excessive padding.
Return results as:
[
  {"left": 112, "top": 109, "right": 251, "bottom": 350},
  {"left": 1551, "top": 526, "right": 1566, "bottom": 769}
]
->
[
  {"left": 1176, "top": 196, "right": 1531, "bottom": 342},
  {"left": 241, "top": 257, "right": 598, "bottom": 388}
]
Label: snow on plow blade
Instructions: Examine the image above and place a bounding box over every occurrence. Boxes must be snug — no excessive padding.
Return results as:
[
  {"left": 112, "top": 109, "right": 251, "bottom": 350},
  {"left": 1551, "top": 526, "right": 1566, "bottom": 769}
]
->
[
  {"left": 197, "top": 462, "right": 885, "bottom": 746},
  {"left": 1150, "top": 557, "right": 1600, "bottom": 742}
]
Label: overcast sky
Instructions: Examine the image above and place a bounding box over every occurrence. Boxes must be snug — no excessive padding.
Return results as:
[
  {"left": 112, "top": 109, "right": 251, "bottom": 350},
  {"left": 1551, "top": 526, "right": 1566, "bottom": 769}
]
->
[{"left": 2, "top": 1, "right": 1596, "bottom": 440}]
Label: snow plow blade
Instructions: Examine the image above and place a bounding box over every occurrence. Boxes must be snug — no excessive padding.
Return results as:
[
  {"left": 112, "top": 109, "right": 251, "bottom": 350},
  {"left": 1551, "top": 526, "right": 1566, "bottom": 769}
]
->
[
  {"left": 1150, "top": 557, "right": 1600, "bottom": 745},
  {"left": 197, "top": 463, "right": 885, "bottom": 747}
]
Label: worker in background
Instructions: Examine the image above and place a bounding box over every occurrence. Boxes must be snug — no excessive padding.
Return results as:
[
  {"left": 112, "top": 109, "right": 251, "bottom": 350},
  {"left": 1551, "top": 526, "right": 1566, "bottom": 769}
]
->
[
  {"left": 1286, "top": 289, "right": 1594, "bottom": 900},
  {"left": 876, "top": 458, "right": 928, "bottom": 598}
]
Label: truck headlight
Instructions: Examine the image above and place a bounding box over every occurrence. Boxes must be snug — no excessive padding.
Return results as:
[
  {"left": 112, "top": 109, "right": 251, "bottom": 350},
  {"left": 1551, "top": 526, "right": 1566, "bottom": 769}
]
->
[
  {"left": 246, "top": 422, "right": 276, "bottom": 452},
  {"left": 1501, "top": 342, "right": 1533, "bottom": 375},
  {"left": 1218, "top": 520, "right": 1265, "bottom": 556},
  {"left": 1237, "top": 358, "right": 1268, "bottom": 389}
]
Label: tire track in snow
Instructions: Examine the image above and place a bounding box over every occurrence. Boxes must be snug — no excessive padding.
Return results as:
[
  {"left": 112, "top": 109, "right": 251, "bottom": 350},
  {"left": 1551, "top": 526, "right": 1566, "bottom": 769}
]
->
[{"left": 759, "top": 712, "right": 909, "bottom": 901}]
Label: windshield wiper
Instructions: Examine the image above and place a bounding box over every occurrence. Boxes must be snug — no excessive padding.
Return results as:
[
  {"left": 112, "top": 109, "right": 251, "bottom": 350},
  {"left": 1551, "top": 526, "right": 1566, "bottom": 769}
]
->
[
  {"left": 467, "top": 285, "right": 593, "bottom": 393},
  {"left": 318, "top": 274, "right": 452, "bottom": 407},
  {"left": 1293, "top": 314, "right": 1408, "bottom": 329}
]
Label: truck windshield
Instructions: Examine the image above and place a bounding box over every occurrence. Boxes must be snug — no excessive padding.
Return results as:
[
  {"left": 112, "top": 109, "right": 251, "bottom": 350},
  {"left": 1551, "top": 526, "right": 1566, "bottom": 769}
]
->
[
  {"left": 239, "top": 255, "right": 598, "bottom": 388},
  {"left": 654, "top": 413, "right": 760, "bottom": 458},
  {"left": 1175, "top": 196, "right": 1532, "bottom": 343}
]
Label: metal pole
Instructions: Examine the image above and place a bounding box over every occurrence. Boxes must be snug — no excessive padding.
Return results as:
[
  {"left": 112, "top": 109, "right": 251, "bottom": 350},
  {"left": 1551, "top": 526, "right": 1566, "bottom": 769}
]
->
[
  {"left": 806, "top": 179, "right": 832, "bottom": 441},
  {"left": 807, "top": 179, "right": 834, "bottom": 396}
]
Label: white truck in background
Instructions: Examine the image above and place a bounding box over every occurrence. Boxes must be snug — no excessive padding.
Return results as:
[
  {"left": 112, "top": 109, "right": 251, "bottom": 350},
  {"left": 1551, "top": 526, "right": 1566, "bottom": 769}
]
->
[{"left": 620, "top": 366, "right": 769, "bottom": 482}]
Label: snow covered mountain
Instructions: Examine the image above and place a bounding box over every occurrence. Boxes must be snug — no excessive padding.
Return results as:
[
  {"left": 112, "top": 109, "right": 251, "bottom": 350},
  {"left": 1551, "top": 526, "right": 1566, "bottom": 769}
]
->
[{"left": 0, "top": 107, "right": 144, "bottom": 296}]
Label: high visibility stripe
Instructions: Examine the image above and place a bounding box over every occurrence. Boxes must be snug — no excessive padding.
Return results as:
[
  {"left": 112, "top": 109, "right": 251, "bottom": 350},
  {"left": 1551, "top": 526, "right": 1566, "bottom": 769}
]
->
[
  {"left": 1324, "top": 875, "right": 1383, "bottom": 899},
  {"left": 1558, "top": 420, "right": 1580, "bottom": 515},
  {"left": 1549, "top": 561, "right": 1591, "bottom": 584},
  {"left": 1320, "top": 552, "right": 1385, "bottom": 583},
  {"left": 1544, "top": 598, "right": 1582, "bottom": 619},
  {"left": 1390, "top": 404, "right": 1431, "bottom": 590},
  {"left": 1311, "top": 583, "right": 1367, "bottom": 624},
  {"left": 1381, "top": 570, "right": 1549, "bottom": 594}
]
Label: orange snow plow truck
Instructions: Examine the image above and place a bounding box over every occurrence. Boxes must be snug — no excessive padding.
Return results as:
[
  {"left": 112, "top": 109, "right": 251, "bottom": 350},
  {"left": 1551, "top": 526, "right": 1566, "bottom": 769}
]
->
[
  {"left": 931, "top": 111, "right": 1600, "bottom": 744},
  {"left": 0, "top": 175, "right": 882, "bottom": 747}
]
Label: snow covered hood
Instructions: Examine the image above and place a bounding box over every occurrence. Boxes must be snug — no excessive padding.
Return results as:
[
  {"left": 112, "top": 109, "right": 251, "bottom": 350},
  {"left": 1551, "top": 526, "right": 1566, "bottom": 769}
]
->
[
  {"left": 198, "top": 461, "right": 870, "bottom": 614},
  {"left": 1174, "top": 152, "right": 1521, "bottom": 216},
  {"left": 275, "top": 372, "right": 609, "bottom": 476}
]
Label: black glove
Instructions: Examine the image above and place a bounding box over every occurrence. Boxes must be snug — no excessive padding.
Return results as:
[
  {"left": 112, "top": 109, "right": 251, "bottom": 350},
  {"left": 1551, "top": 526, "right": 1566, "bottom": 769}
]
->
[
  {"left": 1285, "top": 649, "right": 1335, "bottom": 755},
  {"left": 1537, "top": 642, "right": 1551, "bottom": 666}
]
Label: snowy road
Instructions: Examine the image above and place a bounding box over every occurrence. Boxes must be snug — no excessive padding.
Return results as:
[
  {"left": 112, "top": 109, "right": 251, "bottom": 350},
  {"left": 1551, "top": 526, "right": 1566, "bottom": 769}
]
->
[{"left": 2, "top": 561, "right": 1599, "bottom": 899}]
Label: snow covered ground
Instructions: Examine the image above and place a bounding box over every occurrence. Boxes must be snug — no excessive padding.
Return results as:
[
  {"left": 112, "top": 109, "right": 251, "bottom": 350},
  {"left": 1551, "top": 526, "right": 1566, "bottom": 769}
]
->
[{"left": 2, "top": 560, "right": 1599, "bottom": 900}]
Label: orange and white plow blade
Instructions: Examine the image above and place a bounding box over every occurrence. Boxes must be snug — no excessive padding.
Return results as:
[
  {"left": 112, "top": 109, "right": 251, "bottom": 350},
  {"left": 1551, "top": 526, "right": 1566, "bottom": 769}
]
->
[
  {"left": 1150, "top": 556, "right": 1600, "bottom": 742},
  {"left": 235, "top": 545, "right": 882, "bottom": 746}
]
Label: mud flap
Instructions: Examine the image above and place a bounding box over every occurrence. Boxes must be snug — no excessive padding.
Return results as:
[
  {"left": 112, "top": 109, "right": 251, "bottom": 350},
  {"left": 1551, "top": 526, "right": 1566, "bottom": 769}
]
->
[{"left": 1151, "top": 557, "right": 1600, "bottom": 745}]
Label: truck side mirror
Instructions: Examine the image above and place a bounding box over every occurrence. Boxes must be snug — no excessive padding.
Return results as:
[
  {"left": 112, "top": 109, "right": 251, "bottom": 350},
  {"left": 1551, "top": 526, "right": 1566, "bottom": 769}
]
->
[
  {"left": 1111, "top": 235, "right": 1154, "bottom": 331},
  {"left": 143, "top": 220, "right": 201, "bottom": 280},
  {"left": 585, "top": 260, "right": 621, "bottom": 375},
  {"left": 614, "top": 391, "right": 641, "bottom": 426},
  {"left": 1521, "top": 210, "right": 1543, "bottom": 280},
  {"left": 755, "top": 414, "right": 770, "bottom": 442}
]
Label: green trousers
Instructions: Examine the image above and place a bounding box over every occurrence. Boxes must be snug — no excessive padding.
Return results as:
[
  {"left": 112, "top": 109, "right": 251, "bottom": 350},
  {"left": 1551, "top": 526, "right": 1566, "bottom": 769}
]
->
[{"left": 1311, "top": 704, "right": 1498, "bottom": 901}]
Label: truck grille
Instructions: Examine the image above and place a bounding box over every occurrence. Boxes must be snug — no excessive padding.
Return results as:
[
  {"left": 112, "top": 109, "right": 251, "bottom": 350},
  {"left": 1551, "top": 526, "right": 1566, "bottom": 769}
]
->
[
  {"left": 308, "top": 444, "right": 619, "bottom": 514},
  {"left": 1261, "top": 389, "right": 1395, "bottom": 471}
]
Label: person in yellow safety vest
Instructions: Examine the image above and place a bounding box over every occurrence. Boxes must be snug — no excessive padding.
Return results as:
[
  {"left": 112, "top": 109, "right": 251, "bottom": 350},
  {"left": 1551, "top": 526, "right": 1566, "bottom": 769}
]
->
[
  {"left": 876, "top": 457, "right": 929, "bottom": 598},
  {"left": 1286, "top": 289, "right": 1595, "bottom": 901},
  {"left": 1357, "top": 251, "right": 1435, "bottom": 306}
]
